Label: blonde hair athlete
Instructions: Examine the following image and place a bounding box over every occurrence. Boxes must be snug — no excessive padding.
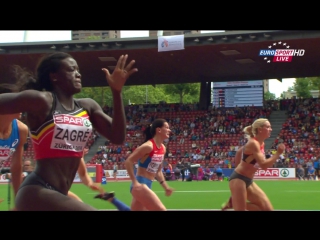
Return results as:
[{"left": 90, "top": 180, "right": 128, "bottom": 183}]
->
[{"left": 228, "top": 118, "right": 285, "bottom": 211}]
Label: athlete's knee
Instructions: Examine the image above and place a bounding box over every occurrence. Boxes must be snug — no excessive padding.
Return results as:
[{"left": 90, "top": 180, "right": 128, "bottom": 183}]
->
[
  {"left": 259, "top": 199, "right": 273, "bottom": 211},
  {"left": 250, "top": 194, "right": 273, "bottom": 211},
  {"left": 157, "top": 205, "right": 167, "bottom": 211},
  {"left": 232, "top": 198, "right": 247, "bottom": 211}
]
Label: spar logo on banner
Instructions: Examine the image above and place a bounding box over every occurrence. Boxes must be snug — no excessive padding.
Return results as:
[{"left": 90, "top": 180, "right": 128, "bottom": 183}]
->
[
  {"left": 254, "top": 168, "right": 295, "bottom": 179},
  {"left": 280, "top": 169, "right": 290, "bottom": 177}
]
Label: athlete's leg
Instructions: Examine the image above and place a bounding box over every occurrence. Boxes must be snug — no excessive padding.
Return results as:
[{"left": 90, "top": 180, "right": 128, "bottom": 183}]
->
[
  {"left": 246, "top": 182, "right": 273, "bottom": 211},
  {"left": 222, "top": 195, "right": 261, "bottom": 211},
  {"left": 131, "top": 184, "right": 166, "bottom": 211},
  {"left": 110, "top": 197, "right": 130, "bottom": 211},
  {"left": 15, "top": 185, "right": 97, "bottom": 211},
  {"left": 229, "top": 178, "right": 247, "bottom": 211},
  {"left": 130, "top": 197, "right": 148, "bottom": 211},
  {"left": 246, "top": 201, "right": 261, "bottom": 211},
  {"left": 95, "top": 192, "right": 131, "bottom": 211},
  {"left": 68, "top": 191, "right": 83, "bottom": 202}
]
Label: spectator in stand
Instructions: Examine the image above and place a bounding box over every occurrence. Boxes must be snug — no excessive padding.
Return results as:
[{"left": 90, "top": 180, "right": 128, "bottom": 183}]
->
[
  {"left": 307, "top": 165, "right": 316, "bottom": 180},
  {"left": 215, "top": 166, "right": 223, "bottom": 181},
  {"left": 297, "top": 165, "right": 305, "bottom": 180},
  {"left": 204, "top": 166, "right": 212, "bottom": 180},
  {"left": 176, "top": 159, "right": 187, "bottom": 181},
  {"left": 314, "top": 157, "right": 320, "bottom": 176}
]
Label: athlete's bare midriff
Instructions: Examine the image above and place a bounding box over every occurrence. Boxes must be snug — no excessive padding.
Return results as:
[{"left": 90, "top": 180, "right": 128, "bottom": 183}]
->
[
  {"left": 35, "top": 157, "right": 81, "bottom": 195},
  {"left": 136, "top": 167, "right": 157, "bottom": 181},
  {"left": 234, "top": 161, "right": 257, "bottom": 179}
]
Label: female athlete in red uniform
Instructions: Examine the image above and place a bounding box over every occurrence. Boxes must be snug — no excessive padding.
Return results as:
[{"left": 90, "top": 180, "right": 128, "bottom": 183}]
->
[
  {"left": 0, "top": 52, "right": 137, "bottom": 210},
  {"left": 124, "top": 119, "right": 174, "bottom": 211},
  {"left": 228, "top": 118, "right": 285, "bottom": 211}
]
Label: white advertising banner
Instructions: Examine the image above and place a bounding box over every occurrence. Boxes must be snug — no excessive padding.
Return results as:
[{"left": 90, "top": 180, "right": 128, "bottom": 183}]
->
[
  {"left": 73, "top": 172, "right": 81, "bottom": 183},
  {"left": 0, "top": 172, "right": 28, "bottom": 183},
  {"left": 105, "top": 170, "right": 130, "bottom": 179},
  {"left": 158, "top": 35, "right": 184, "bottom": 52},
  {"left": 0, "top": 31, "right": 72, "bottom": 43},
  {"left": 254, "top": 168, "right": 296, "bottom": 179}
]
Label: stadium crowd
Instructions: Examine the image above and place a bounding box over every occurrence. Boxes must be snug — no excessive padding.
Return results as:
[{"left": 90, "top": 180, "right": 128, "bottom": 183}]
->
[{"left": 1, "top": 97, "right": 319, "bottom": 181}]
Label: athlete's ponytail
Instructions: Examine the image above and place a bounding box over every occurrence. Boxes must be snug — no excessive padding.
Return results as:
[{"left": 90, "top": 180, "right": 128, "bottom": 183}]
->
[
  {"left": 243, "top": 118, "right": 269, "bottom": 139},
  {"left": 0, "top": 83, "right": 20, "bottom": 94},
  {"left": 10, "top": 52, "right": 73, "bottom": 92},
  {"left": 11, "top": 65, "right": 40, "bottom": 91},
  {"left": 143, "top": 118, "right": 167, "bottom": 143},
  {"left": 143, "top": 125, "right": 152, "bottom": 143}
]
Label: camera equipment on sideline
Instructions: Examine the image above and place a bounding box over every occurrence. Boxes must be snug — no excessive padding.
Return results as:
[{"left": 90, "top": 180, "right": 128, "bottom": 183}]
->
[
  {"left": 0, "top": 167, "right": 10, "bottom": 174},
  {"left": 186, "top": 164, "right": 200, "bottom": 182}
]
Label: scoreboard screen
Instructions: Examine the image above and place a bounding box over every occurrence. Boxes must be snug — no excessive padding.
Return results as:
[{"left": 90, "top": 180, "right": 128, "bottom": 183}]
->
[{"left": 212, "top": 80, "right": 263, "bottom": 108}]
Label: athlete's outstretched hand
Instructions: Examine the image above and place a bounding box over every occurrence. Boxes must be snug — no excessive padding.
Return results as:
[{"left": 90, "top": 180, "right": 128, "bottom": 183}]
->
[
  {"left": 276, "top": 143, "right": 285, "bottom": 155},
  {"left": 88, "top": 182, "right": 105, "bottom": 194},
  {"left": 165, "top": 186, "right": 174, "bottom": 197},
  {"left": 102, "top": 54, "right": 138, "bottom": 92},
  {"left": 83, "top": 147, "right": 89, "bottom": 156}
]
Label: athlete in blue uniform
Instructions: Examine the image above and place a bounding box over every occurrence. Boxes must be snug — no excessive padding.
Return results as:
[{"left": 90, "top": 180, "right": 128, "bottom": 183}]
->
[
  {"left": 0, "top": 84, "right": 29, "bottom": 204},
  {"left": 125, "top": 119, "right": 174, "bottom": 211}
]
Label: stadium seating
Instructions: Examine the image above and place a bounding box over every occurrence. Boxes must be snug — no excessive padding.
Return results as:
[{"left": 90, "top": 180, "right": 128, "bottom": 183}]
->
[{"left": 90, "top": 103, "right": 272, "bottom": 171}]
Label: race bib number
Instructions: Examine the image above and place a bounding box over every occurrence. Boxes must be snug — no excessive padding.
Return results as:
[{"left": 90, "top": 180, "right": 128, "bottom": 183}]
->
[
  {"left": 50, "top": 113, "right": 92, "bottom": 152},
  {"left": 146, "top": 161, "right": 161, "bottom": 173}
]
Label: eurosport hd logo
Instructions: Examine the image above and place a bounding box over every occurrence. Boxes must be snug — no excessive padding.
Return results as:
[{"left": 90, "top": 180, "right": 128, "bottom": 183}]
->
[{"left": 259, "top": 41, "right": 305, "bottom": 63}]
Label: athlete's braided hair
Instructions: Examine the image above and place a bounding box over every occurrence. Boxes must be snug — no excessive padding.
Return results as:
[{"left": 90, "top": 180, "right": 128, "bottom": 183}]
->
[
  {"left": 11, "top": 52, "right": 72, "bottom": 91},
  {"left": 0, "top": 83, "right": 20, "bottom": 94}
]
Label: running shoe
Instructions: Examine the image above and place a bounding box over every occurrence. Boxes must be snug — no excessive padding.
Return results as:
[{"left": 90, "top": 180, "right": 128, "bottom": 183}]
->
[{"left": 94, "top": 191, "right": 115, "bottom": 201}]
